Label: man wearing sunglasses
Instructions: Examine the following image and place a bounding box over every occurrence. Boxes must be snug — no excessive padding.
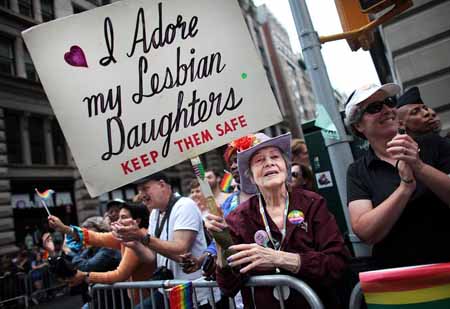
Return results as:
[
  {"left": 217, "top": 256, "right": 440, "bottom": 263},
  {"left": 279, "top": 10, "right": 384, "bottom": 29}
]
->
[{"left": 344, "top": 83, "right": 450, "bottom": 270}]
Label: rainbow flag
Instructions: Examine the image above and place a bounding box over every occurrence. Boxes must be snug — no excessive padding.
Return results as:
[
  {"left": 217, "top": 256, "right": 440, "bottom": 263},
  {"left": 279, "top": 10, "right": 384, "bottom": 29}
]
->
[
  {"left": 168, "top": 282, "right": 193, "bottom": 309},
  {"left": 220, "top": 171, "right": 233, "bottom": 193},
  {"left": 35, "top": 188, "right": 55, "bottom": 200},
  {"left": 360, "top": 263, "right": 450, "bottom": 308}
]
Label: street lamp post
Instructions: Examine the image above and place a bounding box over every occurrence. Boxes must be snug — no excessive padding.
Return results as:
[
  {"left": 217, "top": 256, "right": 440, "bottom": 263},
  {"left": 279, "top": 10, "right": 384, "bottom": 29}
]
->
[{"left": 288, "top": 0, "right": 370, "bottom": 257}]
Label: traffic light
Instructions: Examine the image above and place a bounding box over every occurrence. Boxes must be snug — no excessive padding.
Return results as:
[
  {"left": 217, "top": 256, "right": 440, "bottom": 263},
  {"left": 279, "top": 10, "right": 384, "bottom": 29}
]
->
[
  {"left": 334, "top": 0, "right": 373, "bottom": 51},
  {"left": 320, "top": 0, "right": 413, "bottom": 51},
  {"left": 359, "top": 0, "right": 399, "bottom": 13}
]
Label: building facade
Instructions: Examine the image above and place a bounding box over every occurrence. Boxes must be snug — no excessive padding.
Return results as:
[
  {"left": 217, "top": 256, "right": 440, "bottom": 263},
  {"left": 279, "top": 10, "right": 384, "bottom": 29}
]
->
[
  {"left": 372, "top": 0, "right": 450, "bottom": 134},
  {"left": 239, "top": 1, "right": 317, "bottom": 138}
]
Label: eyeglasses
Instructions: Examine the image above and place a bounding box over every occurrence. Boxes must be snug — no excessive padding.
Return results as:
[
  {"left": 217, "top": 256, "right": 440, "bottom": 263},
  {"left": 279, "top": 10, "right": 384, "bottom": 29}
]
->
[{"left": 361, "top": 97, "right": 396, "bottom": 115}]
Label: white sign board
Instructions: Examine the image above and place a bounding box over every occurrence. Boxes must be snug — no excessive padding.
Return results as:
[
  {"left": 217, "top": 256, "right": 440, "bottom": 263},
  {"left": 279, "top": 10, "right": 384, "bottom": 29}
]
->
[{"left": 22, "top": 0, "right": 282, "bottom": 197}]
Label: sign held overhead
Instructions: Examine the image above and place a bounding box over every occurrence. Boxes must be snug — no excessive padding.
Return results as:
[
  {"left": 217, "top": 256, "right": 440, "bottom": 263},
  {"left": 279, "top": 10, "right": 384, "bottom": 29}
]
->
[{"left": 22, "top": 0, "right": 282, "bottom": 196}]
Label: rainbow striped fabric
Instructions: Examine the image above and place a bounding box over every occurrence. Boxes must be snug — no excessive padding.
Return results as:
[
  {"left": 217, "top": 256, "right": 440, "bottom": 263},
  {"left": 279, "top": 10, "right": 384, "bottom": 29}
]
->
[
  {"left": 360, "top": 262, "right": 450, "bottom": 308},
  {"left": 220, "top": 171, "right": 233, "bottom": 193},
  {"left": 169, "top": 282, "right": 193, "bottom": 309},
  {"left": 35, "top": 188, "right": 55, "bottom": 200}
]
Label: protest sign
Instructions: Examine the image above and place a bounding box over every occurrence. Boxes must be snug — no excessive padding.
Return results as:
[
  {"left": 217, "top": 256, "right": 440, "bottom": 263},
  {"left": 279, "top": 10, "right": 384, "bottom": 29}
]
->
[{"left": 22, "top": 0, "right": 282, "bottom": 196}]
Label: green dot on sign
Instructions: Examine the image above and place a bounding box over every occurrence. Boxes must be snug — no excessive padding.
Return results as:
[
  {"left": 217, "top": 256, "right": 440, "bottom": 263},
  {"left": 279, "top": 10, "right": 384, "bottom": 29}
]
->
[{"left": 241, "top": 73, "right": 247, "bottom": 79}]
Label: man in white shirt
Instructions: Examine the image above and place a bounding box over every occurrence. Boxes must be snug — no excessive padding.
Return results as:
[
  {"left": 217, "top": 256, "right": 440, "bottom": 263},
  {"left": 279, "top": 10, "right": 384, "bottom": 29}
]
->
[{"left": 112, "top": 172, "right": 211, "bottom": 308}]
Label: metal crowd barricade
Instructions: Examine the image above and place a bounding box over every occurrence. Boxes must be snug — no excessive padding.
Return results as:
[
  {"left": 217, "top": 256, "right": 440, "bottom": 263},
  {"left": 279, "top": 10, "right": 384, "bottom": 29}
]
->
[
  {"left": 90, "top": 274, "right": 324, "bottom": 309},
  {"left": 349, "top": 282, "right": 363, "bottom": 309},
  {"left": 27, "top": 266, "right": 67, "bottom": 302},
  {"left": 0, "top": 272, "right": 29, "bottom": 309}
]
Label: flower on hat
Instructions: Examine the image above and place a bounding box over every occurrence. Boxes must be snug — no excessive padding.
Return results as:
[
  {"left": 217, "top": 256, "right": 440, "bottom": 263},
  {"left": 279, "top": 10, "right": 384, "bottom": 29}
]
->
[{"left": 233, "top": 135, "right": 260, "bottom": 152}]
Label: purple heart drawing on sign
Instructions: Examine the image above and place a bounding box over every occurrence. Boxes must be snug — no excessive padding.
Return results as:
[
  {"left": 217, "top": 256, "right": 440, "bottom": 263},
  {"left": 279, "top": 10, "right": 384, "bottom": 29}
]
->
[{"left": 64, "top": 45, "right": 88, "bottom": 68}]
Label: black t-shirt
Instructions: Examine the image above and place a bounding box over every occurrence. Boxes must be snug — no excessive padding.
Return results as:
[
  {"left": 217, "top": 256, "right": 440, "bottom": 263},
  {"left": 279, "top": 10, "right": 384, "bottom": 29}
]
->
[{"left": 347, "top": 133, "right": 450, "bottom": 268}]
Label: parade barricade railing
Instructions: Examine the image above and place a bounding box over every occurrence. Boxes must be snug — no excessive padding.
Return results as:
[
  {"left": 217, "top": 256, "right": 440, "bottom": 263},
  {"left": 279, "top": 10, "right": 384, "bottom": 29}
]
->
[
  {"left": 0, "top": 272, "right": 29, "bottom": 309},
  {"left": 28, "top": 265, "right": 66, "bottom": 291},
  {"left": 0, "top": 266, "right": 68, "bottom": 308},
  {"left": 90, "top": 274, "right": 324, "bottom": 309},
  {"left": 349, "top": 282, "right": 363, "bottom": 309},
  {"left": 27, "top": 266, "right": 67, "bottom": 303}
]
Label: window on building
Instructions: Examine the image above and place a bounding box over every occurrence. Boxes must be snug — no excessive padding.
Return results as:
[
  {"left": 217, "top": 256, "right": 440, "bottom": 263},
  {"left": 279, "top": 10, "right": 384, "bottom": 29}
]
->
[
  {"left": 86, "top": 0, "right": 110, "bottom": 5},
  {"left": 5, "top": 110, "right": 23, "bottom": 164},
  {"left": 24, "top": 48, "right": 38, "bottom": 81},
  {"left": 28, "top": 116, "right": 46, "bottom": 164},
  {"left": 73, "top": 5, "right": 86, "bottom": 14},
  {"left": 40, "top": 0, "right": 54, "bottom": 22},
  {"left": 85, "top": 0, "right": 100, "bottom": 5},
  {"left": 0, "top": 36, "right": 14, "bottom": 76},
  {"left": 18, "top": 0, "right": 33, "bottom": 18},
  {"left": 52, "top": 119, "right": 67, "bottom": 165},
  {"left": 0, "top": 0, "right": 9, "bottom": 9}
]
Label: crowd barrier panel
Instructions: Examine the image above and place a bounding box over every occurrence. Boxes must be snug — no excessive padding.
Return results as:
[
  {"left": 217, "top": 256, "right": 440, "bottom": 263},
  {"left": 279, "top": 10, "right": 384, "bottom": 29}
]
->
[
  {"left": 0, "top": 267, "right": 68, "bottom": 308},
  {"left": 90, "top": 274, "right": 324, "bottom": 309},
  {"left": 27, "top": 266, "right": 67, "bottom": 300},
  {"left": 349, "top": 282, "right": 363, "bottom": 309},
  {"left": 0, "top": 272, "right": 29, "bottom": 309}
]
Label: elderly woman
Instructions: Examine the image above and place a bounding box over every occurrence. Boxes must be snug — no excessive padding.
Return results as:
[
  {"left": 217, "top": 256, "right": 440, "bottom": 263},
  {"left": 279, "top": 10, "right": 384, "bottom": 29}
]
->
[
  {"left": 48, "top": 202, "right": 154, "bottom": 305},
  {"left": 345, "top": 83, "right": 450, "bottom": 269},
  {"left": 206, "top": 133, "right": 349, "bottom": 308}
]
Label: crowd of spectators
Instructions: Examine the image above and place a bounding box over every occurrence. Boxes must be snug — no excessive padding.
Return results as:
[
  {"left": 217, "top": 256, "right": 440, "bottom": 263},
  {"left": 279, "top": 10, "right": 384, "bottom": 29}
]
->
[{"left": 2, "top": 82, "right": 448, "bottom": 308}]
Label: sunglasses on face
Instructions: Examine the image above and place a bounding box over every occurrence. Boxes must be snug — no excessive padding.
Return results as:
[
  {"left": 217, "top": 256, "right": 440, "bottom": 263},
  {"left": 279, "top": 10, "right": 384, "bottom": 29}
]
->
[{"left": 361, "top": 97, "right": 396, "bottom": 115}]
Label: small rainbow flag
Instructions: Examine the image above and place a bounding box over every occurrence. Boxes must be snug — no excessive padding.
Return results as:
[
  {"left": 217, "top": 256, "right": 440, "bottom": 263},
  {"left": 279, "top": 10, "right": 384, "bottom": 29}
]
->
[
  {"left": 168, "top": 282, "right": 193, "bottom": 309},
  {"left": 35, "top": 188, "right": 55, "bottom": 200},
  {"left": 220, "top": 171, "right": 233, "bottom": 193},
  {"left": 360, "top": 262, "right": 450, "bottom": 308}
]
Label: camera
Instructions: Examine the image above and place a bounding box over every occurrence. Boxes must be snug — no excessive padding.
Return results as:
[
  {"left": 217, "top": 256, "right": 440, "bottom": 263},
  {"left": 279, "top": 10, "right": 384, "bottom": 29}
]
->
[
  {"left": 47, "top": 255, "right": 90, "bottom": 302},
  {"left": 47, "top": 255, "right": 77, "bottom": 279},
  {"left": 152, "top": 266, "right": 174, "bottom": 280}
]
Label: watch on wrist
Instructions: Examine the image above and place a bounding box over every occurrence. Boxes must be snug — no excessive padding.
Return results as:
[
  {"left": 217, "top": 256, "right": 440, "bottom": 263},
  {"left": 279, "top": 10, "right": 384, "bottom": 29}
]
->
[{"left": 141, "top": 234, "right": 151, "bottom": 246}]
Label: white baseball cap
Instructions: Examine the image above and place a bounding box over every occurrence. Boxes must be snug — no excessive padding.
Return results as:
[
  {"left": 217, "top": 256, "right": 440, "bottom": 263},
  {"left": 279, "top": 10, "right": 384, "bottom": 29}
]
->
[{"left": 345, "top": 83, "right": 401, "bottom": 120}]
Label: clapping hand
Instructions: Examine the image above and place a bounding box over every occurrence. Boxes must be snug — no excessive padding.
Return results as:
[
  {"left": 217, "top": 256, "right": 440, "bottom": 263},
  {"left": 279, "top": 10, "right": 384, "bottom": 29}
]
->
[
  {"left": 111, "top": 218, "right": 144, "bottom": 242},
  {"left": 387, "top": 134, "right": 423, "bottom": 172}
]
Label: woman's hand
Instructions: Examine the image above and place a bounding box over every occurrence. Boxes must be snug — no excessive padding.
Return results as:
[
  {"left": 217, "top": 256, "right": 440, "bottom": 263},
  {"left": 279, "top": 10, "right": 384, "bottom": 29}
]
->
[
  {"left": 227, "top": 243, "right": 279, "bottom": 273},
  {"left": 179, "top": 253, "right": 201, "bottom": 274},
  {"left": 396, "top": 159, "right": 416, "bottom": 190},
  {"left": 205, "top": 214, "right": 227, "bottom": 233},
  {"left": 122, "top": 240, "right": 141, "bottom": 250},
  {"left": 67, "top": 270, "right": 87, "bottom": 287},
  {"left": 111, "top": 218, "right": 144, "bottom": 242},
  {"left": 387, "top": 134, "right": 423, "bottom": 173},
  {"left": 48, "top": 215, "right": 70, "bottom": 234}
]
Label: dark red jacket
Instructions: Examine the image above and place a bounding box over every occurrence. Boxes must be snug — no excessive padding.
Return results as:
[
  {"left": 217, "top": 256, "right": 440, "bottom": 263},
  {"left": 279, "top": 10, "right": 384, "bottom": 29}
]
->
[{"left": 216, "top": 188, "right": 350, "bottom": 308}]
